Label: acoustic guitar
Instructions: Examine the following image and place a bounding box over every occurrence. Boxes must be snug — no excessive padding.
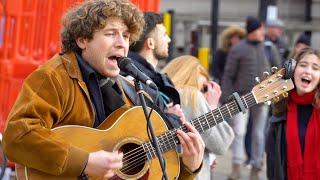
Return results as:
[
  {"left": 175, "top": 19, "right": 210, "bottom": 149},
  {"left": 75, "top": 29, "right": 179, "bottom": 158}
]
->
[{"left": 16, "top": 68, "right": 294, "bottom": 180}]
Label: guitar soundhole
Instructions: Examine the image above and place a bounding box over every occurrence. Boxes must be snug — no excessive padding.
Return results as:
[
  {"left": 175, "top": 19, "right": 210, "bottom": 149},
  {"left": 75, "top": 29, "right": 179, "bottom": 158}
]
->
[{"left": 119, "top": 143, "right": 146, "bottom": 176}]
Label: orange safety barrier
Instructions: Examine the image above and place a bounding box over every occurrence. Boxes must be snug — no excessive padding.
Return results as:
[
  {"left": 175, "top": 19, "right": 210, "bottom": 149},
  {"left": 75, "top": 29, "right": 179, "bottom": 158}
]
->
[
  {"left": 1, "top": 0, "right": 38, "bottom": 62},
  {"left": 32, "top": 0, "right": 83, "bottom": 62},
  {"left": 131, "top": 0, "right": 160, "bottom": 12},
  {"left": 0, "top": 0, "right": 39, "bottom": 132},
  {"left": 0, "top": 0, "right": 84, "bottom": 132},
  {"left": 0, "top": 61, "right": 38, "bottom": 131}
]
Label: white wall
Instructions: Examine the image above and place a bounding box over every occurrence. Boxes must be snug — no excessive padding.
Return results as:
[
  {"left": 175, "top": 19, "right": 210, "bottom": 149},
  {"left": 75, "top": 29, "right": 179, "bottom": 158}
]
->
[{"left": 160, "top": 0, "right": 259, "bottom": 22}]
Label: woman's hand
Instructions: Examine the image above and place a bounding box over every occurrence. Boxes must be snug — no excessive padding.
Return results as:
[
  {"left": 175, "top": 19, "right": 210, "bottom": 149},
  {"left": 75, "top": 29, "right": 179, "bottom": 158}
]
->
[
  {"left": 165, "top": 102, "right": 186, "bottom": 123},
  {"left": 204, "top": 81, "right": 221, "bottom": 109}
]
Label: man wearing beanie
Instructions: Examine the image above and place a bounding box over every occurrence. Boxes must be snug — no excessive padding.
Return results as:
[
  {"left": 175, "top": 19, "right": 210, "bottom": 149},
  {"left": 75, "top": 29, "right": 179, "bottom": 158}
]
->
[
  {"left": 246, "top": 16, "right": 262, "bottom": 34},
  {"left": 221, "top": 16, "right": 275, "bottom": 180}
]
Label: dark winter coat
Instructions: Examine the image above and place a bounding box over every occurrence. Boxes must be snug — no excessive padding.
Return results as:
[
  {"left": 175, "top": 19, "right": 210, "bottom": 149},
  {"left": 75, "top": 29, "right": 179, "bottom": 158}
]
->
[
  {"left": 221, "top": 39, "right": 271, "bottom": 102},
  {"left": 266, "top": 115, "right": 287, "bottom": 180}
]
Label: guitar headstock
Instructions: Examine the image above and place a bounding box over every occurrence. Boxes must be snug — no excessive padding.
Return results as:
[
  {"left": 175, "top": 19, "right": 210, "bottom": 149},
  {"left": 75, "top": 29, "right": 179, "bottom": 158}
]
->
[{"left": 252, "top": 68, "right": 294, "bottom": 104}]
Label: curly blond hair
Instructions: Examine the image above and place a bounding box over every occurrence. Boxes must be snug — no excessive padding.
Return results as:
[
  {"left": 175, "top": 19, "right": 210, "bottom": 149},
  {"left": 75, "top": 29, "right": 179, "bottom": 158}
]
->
[
  {"left": 220, "top": 26, "right": 246, "bottom": 51},
  {"left": 61, "top": 0, "right": 144, "bottom": 53}
]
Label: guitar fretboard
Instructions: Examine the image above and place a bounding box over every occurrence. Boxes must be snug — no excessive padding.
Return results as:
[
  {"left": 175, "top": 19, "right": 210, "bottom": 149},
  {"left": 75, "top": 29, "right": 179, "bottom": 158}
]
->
[{"left": 142, "top": 92, "right": 257, "bottom": 160}]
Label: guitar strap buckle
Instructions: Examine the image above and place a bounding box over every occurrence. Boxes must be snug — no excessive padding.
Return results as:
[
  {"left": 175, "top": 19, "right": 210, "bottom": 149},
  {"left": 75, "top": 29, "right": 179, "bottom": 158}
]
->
[{"left": 231, "top": 92, "right": 247, "bottom": 114}]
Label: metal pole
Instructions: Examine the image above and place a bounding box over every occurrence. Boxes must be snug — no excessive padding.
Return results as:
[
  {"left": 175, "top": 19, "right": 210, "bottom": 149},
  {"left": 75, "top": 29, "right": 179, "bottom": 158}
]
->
[
  {"left": 305, "top": 0, "right": 312, "bottom": 22},
  {"left": 210, "top": 0, "right": 219, "bottom": 77},
  {"left": 168, "top": 10, "right": 175, "bottom": 61}
]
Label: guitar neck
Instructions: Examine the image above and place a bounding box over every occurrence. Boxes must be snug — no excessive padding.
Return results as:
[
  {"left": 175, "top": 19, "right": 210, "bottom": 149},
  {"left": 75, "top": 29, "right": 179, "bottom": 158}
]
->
[
  {"left": 142, "top": 92, "right": 257, "bottom": 160},
  {"left": 187, "top": 92, "right": 257, "bottom": 133}
]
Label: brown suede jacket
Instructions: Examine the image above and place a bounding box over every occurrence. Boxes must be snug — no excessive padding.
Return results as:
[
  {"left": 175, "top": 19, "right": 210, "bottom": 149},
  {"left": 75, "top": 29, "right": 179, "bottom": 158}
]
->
[{"left": 2, "top": 52, "right": 198, "bottom": 179}]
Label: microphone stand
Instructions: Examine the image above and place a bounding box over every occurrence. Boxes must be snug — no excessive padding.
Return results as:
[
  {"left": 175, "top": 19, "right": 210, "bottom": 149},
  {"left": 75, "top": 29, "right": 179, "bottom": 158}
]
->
[{"left": 134, "top": 80, "right": 168, "bottom": 180}]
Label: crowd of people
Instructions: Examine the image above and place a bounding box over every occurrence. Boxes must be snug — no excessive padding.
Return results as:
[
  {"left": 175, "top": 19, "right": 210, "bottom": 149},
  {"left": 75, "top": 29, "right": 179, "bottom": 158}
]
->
[{"left": 1, "top": 0, "right": 319, "bottom": 180}]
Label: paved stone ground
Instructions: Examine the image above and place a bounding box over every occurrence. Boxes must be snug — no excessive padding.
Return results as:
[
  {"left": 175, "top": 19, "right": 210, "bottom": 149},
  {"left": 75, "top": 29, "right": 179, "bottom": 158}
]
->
[{"left": 211, "top": 150, "right": 267, "bottom": 180}]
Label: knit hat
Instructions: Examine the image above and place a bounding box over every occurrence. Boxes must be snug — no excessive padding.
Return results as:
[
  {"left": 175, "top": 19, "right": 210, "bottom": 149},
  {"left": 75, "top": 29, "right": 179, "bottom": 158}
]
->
[
  {"left": 295, "top": 32, "right": 311, "bottom": 46},
  {"left": 246, "top": 16, "right": 262, "bottom": 34}
]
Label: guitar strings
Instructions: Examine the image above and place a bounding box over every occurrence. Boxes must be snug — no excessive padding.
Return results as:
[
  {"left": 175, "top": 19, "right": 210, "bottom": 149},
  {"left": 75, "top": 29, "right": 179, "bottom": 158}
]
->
[
  {"left": 119, "top": 94, "right": 257, "bottom": 174},
  {"left": 119, "top": 130, "right": 179, "bottom": 173},
  {"left": 112, "top": 94, "right": 254, "bottom": 178},
  {"left": 120, "top": 92, "right": 253, "bottom": 163},
  {"left": 118, "top": 94, "right": 257, "bottom": 175},
  {"left": 122, "top": 89, "right": 280, "bottom": 175},
  {"left": 119, "top": 95, "right": 257, "bottom": 175},
  {"left": 111, "top": 95, "right": 256, "bottom": 179},
  {"left": 119, "top": 103, "right": 257, "bottom": 175},
  {"left": 120, "top": 93, "right": 252, "bottom": 164}
]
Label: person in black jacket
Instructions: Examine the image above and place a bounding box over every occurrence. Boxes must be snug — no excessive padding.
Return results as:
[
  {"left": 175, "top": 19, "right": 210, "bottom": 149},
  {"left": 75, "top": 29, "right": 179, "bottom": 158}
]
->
[
  {"left": 122, "top": 12, "right": 185, "bottom": 128},
  {"left": 266, "top": 47, "right": 320, "bottom": 180}
]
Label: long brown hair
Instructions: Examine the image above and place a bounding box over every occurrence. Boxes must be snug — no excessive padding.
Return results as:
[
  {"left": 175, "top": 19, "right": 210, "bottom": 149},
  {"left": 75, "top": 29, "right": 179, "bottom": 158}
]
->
[{"left": 272, "top": 47, "right": 320, "bottom": 116}]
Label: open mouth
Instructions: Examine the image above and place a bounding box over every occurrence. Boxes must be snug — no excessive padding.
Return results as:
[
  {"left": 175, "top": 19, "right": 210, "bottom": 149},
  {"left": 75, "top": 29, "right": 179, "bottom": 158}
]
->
[
  {"left": 108, "top": 55, "right": 122, "bottom": 61},
  {"left": 301, "top": 77, "right": 311, "bottom": 84}
]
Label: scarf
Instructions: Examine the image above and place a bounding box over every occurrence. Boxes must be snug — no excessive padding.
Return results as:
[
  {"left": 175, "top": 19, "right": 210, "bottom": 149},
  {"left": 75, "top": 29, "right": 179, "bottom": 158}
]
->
[{"left": 286, "top": 90, "right": 320, "bottom": 180}]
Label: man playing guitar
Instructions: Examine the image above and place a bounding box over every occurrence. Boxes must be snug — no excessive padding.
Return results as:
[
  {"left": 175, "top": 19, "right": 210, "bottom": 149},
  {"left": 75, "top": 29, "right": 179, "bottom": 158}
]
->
[{"left": 2, "top": 0, "right": 204, "bottom": 179}]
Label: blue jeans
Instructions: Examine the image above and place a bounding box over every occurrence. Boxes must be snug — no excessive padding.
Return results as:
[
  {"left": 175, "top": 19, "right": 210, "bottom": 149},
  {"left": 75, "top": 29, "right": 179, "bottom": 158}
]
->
[{"left": 230, "top": 104, "right": 269, "bottom": 169}]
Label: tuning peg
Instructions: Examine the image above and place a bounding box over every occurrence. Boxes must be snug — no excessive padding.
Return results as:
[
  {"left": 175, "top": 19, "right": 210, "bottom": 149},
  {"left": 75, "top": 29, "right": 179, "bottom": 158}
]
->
[
  {"left": 272, "top": 96, "right": 280, "bottom": 103},
  {"left": 273, "top": 90, "right": 279, "bottom": 95},
  {"left": 271, "top": 67, "right": 278, "bottom": 74},
  {"left": 263, "top": 72, "right": 270, "bottom": 80},
  {"left": 255, "top": 77, "right": 260, "bottom": 84},
  {"left": 282, "top": 92, "right": 289, "bottom": 98},
  {"left": 264, "top": 101, "right": 271, "bottom": 105}
]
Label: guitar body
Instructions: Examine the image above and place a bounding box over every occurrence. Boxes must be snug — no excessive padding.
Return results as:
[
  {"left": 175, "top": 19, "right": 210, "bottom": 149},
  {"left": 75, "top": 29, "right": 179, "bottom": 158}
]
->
[{"left": 16, "top": 106, "right": 180, "bottom": 180}]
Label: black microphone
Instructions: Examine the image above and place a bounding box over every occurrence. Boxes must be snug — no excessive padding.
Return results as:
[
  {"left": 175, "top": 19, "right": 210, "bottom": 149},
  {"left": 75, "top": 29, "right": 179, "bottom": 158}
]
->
[{"left": 118, "top": 57, "right": 157, "bottom": 89}]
